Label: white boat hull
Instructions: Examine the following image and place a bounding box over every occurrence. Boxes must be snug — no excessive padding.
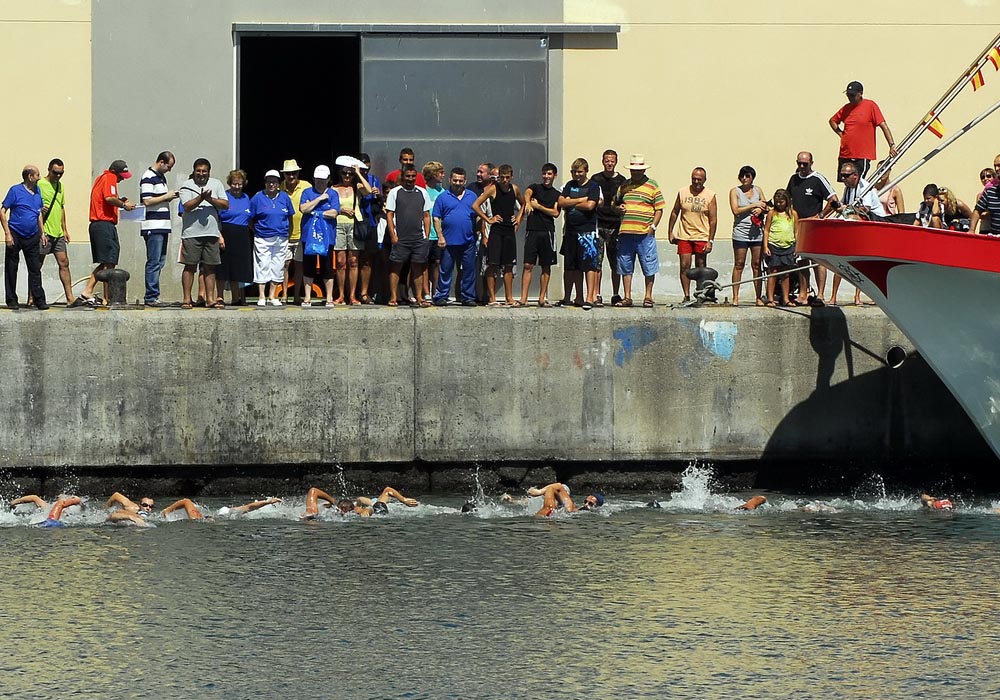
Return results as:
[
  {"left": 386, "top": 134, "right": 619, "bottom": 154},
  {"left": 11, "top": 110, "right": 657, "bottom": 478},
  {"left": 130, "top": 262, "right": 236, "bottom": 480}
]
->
[{"left": 799, "top": 218, "right": 1000, "bottom": 461}]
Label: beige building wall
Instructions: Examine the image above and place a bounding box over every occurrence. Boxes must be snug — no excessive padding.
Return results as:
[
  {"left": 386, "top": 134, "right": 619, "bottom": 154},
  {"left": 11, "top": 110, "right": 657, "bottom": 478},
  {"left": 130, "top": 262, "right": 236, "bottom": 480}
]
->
[
  {"left": 562, "top": 0, "right": 1000, "bottom": 238},
  {"left": 0, "top": 1, "right": 91, "bottom": 252}
]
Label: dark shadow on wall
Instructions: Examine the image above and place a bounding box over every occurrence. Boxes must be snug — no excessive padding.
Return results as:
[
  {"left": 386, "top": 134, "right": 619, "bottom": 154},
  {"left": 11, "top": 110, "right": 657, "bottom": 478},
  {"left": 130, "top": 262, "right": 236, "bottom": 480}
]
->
[{"left": 759, "top": 346, "right": 996, "bottom": 488}]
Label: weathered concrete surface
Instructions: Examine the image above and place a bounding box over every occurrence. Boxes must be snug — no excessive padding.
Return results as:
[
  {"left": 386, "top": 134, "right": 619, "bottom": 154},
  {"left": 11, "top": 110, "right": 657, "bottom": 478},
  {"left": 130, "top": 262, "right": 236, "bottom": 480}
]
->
[{"left": 0, "top": 304, "right": 991, "bottom": 470}]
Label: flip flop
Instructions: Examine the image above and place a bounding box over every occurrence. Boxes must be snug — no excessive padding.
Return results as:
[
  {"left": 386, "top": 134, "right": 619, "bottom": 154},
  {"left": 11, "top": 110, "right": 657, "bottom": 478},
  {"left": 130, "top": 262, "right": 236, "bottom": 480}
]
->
[
  {"left": 181, "top": 302, "right": 193, "bottom": 310},
  {"left": 387, "top": 300, "right": 398, "bottom": 307}
]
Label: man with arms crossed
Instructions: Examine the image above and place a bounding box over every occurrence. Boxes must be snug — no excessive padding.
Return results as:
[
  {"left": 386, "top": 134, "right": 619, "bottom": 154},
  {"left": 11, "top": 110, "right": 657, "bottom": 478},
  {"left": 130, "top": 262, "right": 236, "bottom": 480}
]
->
[
  {"left": 518, "top": 163, "right": 561, "bottom": 307},
  {"left": 592, "top": 149, "right": 626, "bottom": 306},
  {"left": 474, "top": 164, "right": 524, "bottom": 306}
]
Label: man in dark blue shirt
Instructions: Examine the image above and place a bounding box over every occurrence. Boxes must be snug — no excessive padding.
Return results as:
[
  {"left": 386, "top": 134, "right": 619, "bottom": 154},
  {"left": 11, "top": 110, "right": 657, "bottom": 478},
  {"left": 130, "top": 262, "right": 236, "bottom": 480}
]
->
[{"left": 2, "top": 165, "right": 48, "bottom": 309}]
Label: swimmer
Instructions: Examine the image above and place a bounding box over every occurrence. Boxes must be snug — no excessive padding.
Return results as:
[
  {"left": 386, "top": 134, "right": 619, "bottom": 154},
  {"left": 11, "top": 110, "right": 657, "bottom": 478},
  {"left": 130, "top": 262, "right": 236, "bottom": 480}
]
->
[
  {"left": 104, "top": 492, "right": 156, "bottom": 526},
  {"left": 9, "top": 494, "right": 83, "bottom": 527},
  {"left": 920, "top": 493, "right": 954, "bottom": 511},
  {"left": 526, "top": 482, "right": 604, "bottom": 517},
  {"left": 217, "top": 498, "right": 283, "bottom": 517},
  {"left": 301, "top": 486, "right": 419, "bottom": 519},
  {"left": 163, "top": 497, "right": 285, "bottom": 520},
  {"left": 737, "top": 495, "right": 767, "bottom": 511},
  {"left": 799, "top": 502, "right": 839, "bottom": 513}
]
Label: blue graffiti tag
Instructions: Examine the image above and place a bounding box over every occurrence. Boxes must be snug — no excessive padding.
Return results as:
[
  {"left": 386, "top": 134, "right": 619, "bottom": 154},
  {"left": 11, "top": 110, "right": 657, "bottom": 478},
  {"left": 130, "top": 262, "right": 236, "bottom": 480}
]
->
[{"left": 613, "top": 325, "right": 659, "bottom": 367}]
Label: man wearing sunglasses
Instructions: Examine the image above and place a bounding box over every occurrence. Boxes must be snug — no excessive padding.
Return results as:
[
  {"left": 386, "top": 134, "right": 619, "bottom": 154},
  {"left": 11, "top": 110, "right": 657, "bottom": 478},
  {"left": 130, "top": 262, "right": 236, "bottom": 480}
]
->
[
  {"left": 786, "top": 152, "right": 839, "bottom": 305},
  {"left": 104, "top": 491, "right": 156, "bottom": 526}
]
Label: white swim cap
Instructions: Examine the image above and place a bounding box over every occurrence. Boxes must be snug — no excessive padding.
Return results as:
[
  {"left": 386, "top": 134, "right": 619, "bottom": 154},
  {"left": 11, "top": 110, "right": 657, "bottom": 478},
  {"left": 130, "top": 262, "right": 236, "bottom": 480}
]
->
[{"left": 218, "top": 506, "right": 231, "bottom": 516}]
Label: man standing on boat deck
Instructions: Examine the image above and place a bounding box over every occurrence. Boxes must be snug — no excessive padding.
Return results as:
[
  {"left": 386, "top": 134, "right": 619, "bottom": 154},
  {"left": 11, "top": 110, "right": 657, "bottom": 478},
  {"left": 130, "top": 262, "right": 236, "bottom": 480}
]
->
[
  {"left": 829, "top": 80, "right": 898, "bottom": 182},
  {"left": 786, "top": 152, "right": 839, "bottom": 304}
]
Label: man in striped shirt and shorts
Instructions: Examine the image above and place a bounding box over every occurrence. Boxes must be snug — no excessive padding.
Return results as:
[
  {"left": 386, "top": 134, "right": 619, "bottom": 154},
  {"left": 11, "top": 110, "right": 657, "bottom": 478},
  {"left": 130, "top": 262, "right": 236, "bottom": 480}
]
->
[
  {"left": 139, "top": 151, "right": 178, "bottom": 305},
  {"left": 614, "top": 154, "right": 665, "bottom": 307}
]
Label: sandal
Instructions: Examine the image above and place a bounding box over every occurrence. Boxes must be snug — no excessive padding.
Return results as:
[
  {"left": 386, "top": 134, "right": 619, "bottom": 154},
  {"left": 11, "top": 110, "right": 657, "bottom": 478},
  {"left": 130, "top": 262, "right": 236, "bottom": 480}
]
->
[
  {"left": 766, "top": 300, "right": 777, "bottom": 307},
  {"left": 360, "top": 294, "right": 375, "bottom": 305},
  {"left": 510, "top": 300, "right": 526, "bottom": 308},
  {"left": 418, "top": 300, "right": 432, "bottom": 308},
  {"left": 194, "top": 297, "right": 207, "bottom": 308},
  {"left": 212, "top": 301, "right": 226, "bottom": 309},
  {"left": 622, "top": 298, "right": 633, "bottom": 307},
  {"left": 538, "top": 301, "right": 552, "bottom": 308},
  {"left": 642, "top": 298, "right": 654, "bottom": 308},
  {"left": 181, "top": 301, "right": 193, "bottom": 310},
  {"left": 387, "top": 300, "right": 398, "bottom": 307}
]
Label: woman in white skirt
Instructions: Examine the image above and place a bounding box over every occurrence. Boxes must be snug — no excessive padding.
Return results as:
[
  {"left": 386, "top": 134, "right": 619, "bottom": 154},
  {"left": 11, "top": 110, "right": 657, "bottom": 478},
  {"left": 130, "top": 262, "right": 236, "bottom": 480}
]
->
[{"left": 250, "top": 170, "right": 295, "bottom": 306}]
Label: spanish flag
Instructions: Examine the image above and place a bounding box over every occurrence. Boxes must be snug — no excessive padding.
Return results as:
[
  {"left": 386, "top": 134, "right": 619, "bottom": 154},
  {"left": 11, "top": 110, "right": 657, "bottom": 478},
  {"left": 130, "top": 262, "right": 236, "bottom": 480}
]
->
[
  {"left": 925, "top": 115, "right": 946, "bottom": 139},
  {"left": 972, "top": 69, "right": 985, "bottom": 91},
  {"left": 989, "top": 46, "right": 1000, "bottom": 71}
]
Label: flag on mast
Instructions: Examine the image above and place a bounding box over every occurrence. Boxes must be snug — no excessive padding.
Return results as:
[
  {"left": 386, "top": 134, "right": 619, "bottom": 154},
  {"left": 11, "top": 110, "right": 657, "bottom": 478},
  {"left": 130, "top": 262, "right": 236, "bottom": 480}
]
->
[
  {"left": 923, "top": 112, "right": 946, "bottom": 138},
  {"left": 972, "top": 69, "right": 986, "bottom": 91},
  {"left": 988, "top": 45, "right": 1000, "bottom": 71}
]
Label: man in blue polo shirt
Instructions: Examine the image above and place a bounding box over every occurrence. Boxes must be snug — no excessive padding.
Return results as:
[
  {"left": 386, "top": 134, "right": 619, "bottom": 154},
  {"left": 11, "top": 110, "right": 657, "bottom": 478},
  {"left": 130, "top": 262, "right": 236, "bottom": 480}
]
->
[
  {"left": 2, "top": 165, "right": 48, "bottom": 310},
  {"left": 432, "top": 167, "right": 479, "bottom": 306}
]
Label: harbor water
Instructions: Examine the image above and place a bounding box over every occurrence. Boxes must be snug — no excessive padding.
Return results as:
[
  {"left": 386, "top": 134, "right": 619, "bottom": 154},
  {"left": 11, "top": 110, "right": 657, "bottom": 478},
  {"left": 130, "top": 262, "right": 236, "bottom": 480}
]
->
[{"left": 3, "top": 467, "right": 999, "bottom": 699}]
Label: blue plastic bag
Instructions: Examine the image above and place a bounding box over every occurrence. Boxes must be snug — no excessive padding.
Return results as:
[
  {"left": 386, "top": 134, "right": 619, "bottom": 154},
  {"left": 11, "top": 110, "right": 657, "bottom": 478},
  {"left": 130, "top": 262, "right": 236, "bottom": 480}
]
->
[{"left": 303, "top": 212, "right": 332, "bottom": 257}]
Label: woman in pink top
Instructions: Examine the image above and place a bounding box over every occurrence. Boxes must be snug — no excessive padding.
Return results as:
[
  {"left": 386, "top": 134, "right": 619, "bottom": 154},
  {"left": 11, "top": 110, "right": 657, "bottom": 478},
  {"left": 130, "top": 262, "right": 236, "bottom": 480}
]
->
[{"left": 874, "top": 161, "right": 904, "bottom": 217}]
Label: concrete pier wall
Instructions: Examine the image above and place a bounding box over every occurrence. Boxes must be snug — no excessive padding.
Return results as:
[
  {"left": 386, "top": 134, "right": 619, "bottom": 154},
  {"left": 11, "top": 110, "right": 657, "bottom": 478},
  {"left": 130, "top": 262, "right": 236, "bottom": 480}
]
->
[{"left": 0, "top": 306, "right": 989, "bottom": 469}]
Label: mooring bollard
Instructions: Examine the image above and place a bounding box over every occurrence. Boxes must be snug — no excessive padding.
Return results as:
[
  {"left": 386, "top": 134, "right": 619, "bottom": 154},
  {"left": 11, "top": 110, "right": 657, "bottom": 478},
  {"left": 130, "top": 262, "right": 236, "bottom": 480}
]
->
[
  {"left": 685, "top": 266, "right": 720, "bottom": 304},
  {"left": 94, "top": 268, "right": 131, "bottom": 307}
]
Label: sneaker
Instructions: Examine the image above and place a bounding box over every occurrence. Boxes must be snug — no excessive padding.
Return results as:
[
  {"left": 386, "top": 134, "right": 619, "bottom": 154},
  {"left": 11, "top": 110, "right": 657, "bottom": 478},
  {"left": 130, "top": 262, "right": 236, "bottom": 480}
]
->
[
  {"left": 35, "top": 302, "right": 50, "bottom": 311},
  {"left": 6, "top": 302, "right": 19, "bottom": 311},
  {"left": 256, "top": 298, "right": 267, "bottom": 307},
  {"left": 144, "top": 299, "right": 162, "bottom": 307},
  {"left": 270, "top": 298, "right": 283, "bottom": 306},
  {"left": 461, "top": 300, "right": 478, "bottom": 307}
]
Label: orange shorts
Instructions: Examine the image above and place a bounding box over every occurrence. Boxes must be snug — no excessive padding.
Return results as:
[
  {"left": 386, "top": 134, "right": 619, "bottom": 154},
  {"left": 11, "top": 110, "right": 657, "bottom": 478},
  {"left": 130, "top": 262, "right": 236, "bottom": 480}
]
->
[{"left": 676, "top": 239, "right": 709, "bottom": 255}]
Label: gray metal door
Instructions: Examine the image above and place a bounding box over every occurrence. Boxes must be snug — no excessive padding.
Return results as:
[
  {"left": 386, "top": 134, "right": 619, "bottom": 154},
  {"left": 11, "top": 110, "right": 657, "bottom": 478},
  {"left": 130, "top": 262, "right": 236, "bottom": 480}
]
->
[{"left": 361, "top": 34, "right": 548, "bottom": 185}]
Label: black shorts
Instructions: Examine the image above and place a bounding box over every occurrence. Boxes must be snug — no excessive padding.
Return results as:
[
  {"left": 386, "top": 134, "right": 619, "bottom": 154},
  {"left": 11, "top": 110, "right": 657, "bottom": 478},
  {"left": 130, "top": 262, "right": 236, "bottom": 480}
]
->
[
  {"left": 562, "top": 230, "right": 598, "bottom": 272},
  {"left": 599, "top": 227, "right": 620, "bottom": 269},
  {"left": 523, "top": 229, "right": 556, "bottom": 267},
  {"left": 426, "top": 240, "right": 443, "bottom": 264},
  {"left": 89, "top": 220, "right": 120, "bottom": 264},
  {"left": 486, "top": 227, "right": 516, "bottom": 266},
  {"left": 302, "top": 246, "right": 334, "bottom": 279},
  {"left": 389, "top": 237, "right": 430, "bottom": 265}
]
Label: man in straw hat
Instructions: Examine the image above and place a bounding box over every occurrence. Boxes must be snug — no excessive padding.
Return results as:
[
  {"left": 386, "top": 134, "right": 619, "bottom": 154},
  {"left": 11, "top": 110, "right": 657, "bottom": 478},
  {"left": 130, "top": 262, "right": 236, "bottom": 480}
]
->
[
  {"left": 614, "top": 154, "right": 664, "bottom": 308},
  {"left": 279, "top": 158, "right": 311, "bottom": 304}
]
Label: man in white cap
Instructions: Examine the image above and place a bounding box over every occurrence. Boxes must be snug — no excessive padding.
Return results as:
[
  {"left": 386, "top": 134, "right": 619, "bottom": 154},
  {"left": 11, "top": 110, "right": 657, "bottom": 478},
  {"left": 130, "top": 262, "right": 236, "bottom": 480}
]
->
[
  {"left": 279, "top": 158, "right": 311, "bottom": 304},
  {"left": 615, "top": 154, "right": 665, "bottom": 307}
]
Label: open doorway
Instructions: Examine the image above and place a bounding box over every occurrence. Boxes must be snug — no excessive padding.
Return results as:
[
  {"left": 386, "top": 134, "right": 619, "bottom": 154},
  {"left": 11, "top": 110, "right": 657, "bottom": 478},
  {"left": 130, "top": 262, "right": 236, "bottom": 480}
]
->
[{"left": 238, "top": 35, "right": 361, "bottom": 193}]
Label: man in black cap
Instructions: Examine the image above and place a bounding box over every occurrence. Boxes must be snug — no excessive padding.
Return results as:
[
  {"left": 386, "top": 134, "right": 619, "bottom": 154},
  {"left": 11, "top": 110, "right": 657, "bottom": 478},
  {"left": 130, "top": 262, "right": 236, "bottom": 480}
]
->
[{"left": 829, "top": 81, "right": 897, "bottom": 182}]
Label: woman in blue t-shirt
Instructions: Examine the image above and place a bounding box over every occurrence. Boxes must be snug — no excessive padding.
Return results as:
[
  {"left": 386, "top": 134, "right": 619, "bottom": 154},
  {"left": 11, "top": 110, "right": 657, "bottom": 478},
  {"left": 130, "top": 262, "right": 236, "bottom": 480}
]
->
[
  {"left": 298, "top": 165, "right": 341, "bottom": 307},
  {"left": 249, "top": 170, "right": 295, "bottom": 307},
  {"left": 218, "top": 169, "right": 253, "bottom": 305}
]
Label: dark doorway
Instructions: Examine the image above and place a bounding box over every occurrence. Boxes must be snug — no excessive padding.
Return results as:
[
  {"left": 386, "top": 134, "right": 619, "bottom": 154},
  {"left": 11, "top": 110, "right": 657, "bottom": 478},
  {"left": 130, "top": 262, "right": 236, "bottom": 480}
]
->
[{"left": 238, "top": 35, "right": 360, "bottom": 193}]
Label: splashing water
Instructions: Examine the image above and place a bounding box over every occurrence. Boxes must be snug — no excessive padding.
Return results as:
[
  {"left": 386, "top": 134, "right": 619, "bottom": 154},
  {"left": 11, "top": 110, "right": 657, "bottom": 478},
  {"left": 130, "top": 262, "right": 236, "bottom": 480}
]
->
[{"left": 660, "top": 463, "right": 745, "bottom": 511}]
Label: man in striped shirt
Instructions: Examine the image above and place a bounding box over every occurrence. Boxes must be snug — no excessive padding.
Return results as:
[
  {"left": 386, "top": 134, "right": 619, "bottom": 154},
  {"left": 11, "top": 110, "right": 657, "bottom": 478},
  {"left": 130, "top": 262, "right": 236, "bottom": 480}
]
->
[
  {"left": 614, "top": 154, "right": 665, "bottom": 307},
  {"left": 971, "top": 179, "right": 1000, "bottom": 235},
  {"left": 139, "top": 151, "right": 178, "bottom": 305}
]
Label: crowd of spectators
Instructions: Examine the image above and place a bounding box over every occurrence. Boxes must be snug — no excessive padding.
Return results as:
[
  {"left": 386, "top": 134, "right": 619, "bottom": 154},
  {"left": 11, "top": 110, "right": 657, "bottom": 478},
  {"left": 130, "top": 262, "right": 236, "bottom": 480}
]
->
[{"left": 3, "top": 79, "right": 999, "bottom": 310}]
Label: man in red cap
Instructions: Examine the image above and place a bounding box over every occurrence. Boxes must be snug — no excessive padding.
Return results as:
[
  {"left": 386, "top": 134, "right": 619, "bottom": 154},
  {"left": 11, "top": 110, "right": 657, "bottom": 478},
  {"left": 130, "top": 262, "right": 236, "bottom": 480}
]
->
[
  {"left": 829, "top": 81, "right": 898, "bottom": 182},
  {"left": 78, "top": 159, "right": 135, "bottom": 305}
]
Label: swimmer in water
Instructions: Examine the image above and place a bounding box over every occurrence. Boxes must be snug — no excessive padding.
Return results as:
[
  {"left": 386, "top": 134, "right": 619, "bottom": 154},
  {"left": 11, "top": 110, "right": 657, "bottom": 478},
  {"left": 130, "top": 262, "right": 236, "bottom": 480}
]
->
[
  {"left": 301, "top": 486, "right": 419, "bottom": 519},
  {"left": 9, "top": 494, "right": 83, "bottom": 527},
  {"left": 524, "top": 482, "right": 604, "bottom": 517},
  {"left": 104, "top": 492, "right": 156, "bottom": 526},
  {"left": 920, "top": 493, "right": 954, "bottom": 511},
  {"left": 162, "top": 497, "right": 285, "bottom": 520},
  {"left": 737, "top": 495, "right": 767, "bottom": 511}
]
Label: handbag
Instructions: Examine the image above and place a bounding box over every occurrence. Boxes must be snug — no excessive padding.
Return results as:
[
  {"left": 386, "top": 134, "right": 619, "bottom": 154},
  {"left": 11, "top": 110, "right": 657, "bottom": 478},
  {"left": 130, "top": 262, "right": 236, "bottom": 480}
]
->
[
  {"left": 353, "top": 219, "right": 372, "bottom": 242},
  {"left": 303, "top": 212, "right": 332, "bottom": 257}
]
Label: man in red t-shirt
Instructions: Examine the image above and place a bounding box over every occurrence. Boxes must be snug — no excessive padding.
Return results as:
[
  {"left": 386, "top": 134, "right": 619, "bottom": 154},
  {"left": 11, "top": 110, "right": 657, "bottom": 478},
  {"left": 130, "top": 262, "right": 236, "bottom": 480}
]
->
[
  {"left": 77, "top": 159, "right": 135, "bottom": 305},
  {"left": 829, "top": 81, "right": 898, "bottom": 182},
  {"left": 384, "top": 147, "right": 427, "bottom": 188}
]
